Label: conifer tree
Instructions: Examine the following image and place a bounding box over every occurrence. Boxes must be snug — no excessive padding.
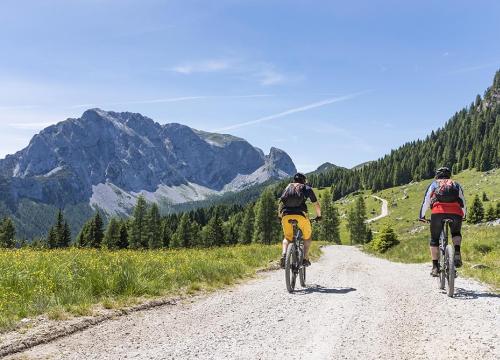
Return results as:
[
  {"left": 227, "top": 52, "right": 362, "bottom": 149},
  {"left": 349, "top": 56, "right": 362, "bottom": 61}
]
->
[
  {"left": 76, "top": 221, "right": 91, "bottom": 247},
  {"left": 89, "top": 211, "right": 104, "bottom": 248},
  {"left": 47, "top": 227, "right": 58, "bottom": 249},
  {"left": 486, "top": 204, "right": 496, "bottom": 221},
  {"left": 147, "top": 203, "right": 162, "bottom": 249},
  {"left": 171, "top": 213, "right": 191, "bottom": 248},
  {"left": 497, "top": 202, "right": 500, "bottom": 218},
  {"left": 347, "top": 196, "right": 368, "bottom": 244},
  {"left": 239, "top": 204, "right": 255, "bottom": 244},
  {"left": 118, "top": 221, "right": 129, "bottom": 249},
  {"left": 46, "top": 210, "right": 71, "bottom": 248},
  {"left": 225, "top": 213, "right": 242, "bottom": 245},
  {"left": 161, "top": 220, "right": 172, "bottom": 248},
  {"left": 55, "top": 210, "right": 65, "bottom": 247},
  {"left": 103, "top": 218, "right": 121, "bottom": 249},
  {"left": 319, "top": 189, "right": 340, "bottom": 244},
  {"left": 0, "top": 217, "right": 16, "bottom": 248},
  {"left": 202, "top": 214, "right": 224, "bottom": 247},
  {"left": 61, "top": 221, "right": 72, "bottom": 247},
  {"left": 129, "top": 196, "right": 148, "bottom": 249},
  {"left": 468, "top": 194, "right": 485, "bottom": 224},
  {"left": 190, "top": 221, "right": 202, "bottom": 247},
  {"left": 253, "top": 189, "right": 279, "bottom": 245}
]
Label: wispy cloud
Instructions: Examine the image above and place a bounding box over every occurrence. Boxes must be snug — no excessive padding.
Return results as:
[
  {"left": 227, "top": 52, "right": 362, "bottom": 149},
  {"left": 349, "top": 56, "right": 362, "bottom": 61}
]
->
[
  {"left": 169, "top": 59, "right": 232, "bottom": 74},
  {"left": 215, "top": 91, "right": 370, "bottom": 132},
  {"left": 69, "top": 94, "right": 274, "bottom": 109},
  {"left": 449, "top": 61, "right": 500, "bottom": 74},
  {"left": 168, "top": 58, "right": 294, "bottom": 86}
]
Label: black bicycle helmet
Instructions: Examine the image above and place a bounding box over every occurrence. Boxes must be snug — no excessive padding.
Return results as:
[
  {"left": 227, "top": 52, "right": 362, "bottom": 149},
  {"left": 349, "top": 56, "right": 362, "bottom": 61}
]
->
[
  {"left": 293, "top": 172, "right": 307, "bottom": 184},
  {"left": 435, "top": 167, "right": 451, "bottom": 179}
]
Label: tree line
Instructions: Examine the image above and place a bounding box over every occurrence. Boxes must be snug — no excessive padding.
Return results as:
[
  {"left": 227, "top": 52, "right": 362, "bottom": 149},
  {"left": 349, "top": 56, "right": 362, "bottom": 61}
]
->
[{"left": 0, "top": 187, "right": 344, "bottom": 249}]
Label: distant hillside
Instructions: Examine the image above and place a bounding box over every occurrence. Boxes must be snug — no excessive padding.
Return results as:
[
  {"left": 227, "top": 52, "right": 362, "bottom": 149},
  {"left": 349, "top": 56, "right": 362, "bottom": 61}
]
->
[
  {"left": 351, "top": 161, "right": 374, "bottom": 171},
  {"left": 308, "top": 69, "right": 500, "bottom": 198}
]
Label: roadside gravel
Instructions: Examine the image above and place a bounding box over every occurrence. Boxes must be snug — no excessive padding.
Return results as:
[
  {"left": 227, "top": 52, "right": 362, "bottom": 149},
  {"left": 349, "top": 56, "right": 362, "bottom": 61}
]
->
[{"left": 9, "top": 246, "right": 499, "bottom": 360}]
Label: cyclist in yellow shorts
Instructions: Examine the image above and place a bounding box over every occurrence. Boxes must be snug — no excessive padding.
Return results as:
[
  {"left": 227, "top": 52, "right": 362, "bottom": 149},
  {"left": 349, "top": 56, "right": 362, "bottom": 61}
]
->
[{"left": 278, "top": 173, "right": 321, "bottom": 268}]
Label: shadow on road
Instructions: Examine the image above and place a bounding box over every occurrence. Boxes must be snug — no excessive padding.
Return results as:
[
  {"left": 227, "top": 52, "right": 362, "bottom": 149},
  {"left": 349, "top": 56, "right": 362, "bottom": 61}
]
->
[
  {"left": 454, "top": 288, "right": 500, "bottom": 300},
  {"left": 295, "top": 284, "right": 357, "bottom": 295}
]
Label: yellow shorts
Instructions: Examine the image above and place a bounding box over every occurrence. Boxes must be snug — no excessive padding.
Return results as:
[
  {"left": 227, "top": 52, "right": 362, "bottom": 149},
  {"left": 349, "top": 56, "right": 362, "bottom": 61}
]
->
[{"left": 281, "top": 215, "right": 312, "bottom": 241}]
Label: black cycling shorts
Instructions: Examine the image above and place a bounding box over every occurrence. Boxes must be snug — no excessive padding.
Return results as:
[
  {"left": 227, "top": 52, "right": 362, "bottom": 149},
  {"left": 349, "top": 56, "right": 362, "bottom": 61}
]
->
[{"left": 429, "top": 213, "right": 463, "bottom": 247}]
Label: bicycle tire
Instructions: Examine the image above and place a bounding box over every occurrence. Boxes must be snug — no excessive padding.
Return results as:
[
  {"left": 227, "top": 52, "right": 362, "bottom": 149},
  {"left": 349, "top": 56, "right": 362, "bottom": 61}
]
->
[
  {"left": 285, "top": 244, "right": 296, "bottom": 293},
  {"left": 446, "top": 244, "right": 455, "bottom": 297},
  {"left": 438, "top": 253, "right": 445, "bottom": 290},
  {"left": 299, "top": 266, "right": 306, "bottom": 287}
]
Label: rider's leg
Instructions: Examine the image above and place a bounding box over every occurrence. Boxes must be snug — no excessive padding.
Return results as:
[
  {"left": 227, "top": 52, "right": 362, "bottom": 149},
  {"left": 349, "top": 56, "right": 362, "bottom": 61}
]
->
[
  {"left": 282, "top": 238, "right": 289, "bottom": 255},
  {"left": 430, "top": 246, "right": 439, "bottom": 260},
  {"left": 303, "top": 238, "right": 312, "bottom": 259},
  {"left": 280, "top": 217, "right": 293, "bottom": 268},
  {"left": 429, "top": 214, "right": 442, "bottom": 275},
  {"left": 300, "top": 216, "right": 313, "bottom": 262},
  {"left": 450, "top": 216, "right": 463, "bottom": 267}
]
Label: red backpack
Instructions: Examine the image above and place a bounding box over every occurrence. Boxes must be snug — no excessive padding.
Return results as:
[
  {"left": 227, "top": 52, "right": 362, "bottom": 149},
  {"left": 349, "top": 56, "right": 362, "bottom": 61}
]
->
[{"left": 431, "top": 179, "right": 460, "bottom": 206}]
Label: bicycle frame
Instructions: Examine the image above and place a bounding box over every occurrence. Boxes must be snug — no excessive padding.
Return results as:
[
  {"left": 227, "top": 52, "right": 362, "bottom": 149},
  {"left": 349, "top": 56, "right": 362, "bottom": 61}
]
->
[
  {"left": 438, "top": 220, "right": 450, "bottom": 255},
  {"left": 291, "top": 223, "right": 304, "bottom": 273}
]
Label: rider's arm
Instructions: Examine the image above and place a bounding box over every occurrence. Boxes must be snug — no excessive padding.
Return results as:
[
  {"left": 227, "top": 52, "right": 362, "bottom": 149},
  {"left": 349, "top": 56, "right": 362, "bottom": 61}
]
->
[
  {"left": 458, "top": 184, "right": 467, "bottom": 218},
  {"left": 313, "top": 201, "right": 321, "bottom": 218},
  {"left": 419, "top": 182, "right": 435, "bottom": 219},
  {"left": 307, "top": 187, "right": 321, "bottom": 218}
]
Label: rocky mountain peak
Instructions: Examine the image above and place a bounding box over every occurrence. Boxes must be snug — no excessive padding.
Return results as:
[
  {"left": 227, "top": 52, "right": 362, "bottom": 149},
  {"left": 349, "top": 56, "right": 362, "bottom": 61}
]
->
[{"left": 0, "top": 109, "right": 297, "bottom": 220}]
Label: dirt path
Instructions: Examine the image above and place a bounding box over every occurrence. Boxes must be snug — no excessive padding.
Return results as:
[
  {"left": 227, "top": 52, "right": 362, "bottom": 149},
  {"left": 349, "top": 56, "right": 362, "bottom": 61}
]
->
[
  {"left": 367, "top": 195, "right": 389, "bottom": 223},
  {"left": 9, "top": 246, "right": 499, "bottom": 360}
]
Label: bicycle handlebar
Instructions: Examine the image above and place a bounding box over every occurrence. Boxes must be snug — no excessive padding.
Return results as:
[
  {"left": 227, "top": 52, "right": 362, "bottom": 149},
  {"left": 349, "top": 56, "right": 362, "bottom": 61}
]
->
[{"left": 418, "top": 218, "right": 431, "bottom": 224}]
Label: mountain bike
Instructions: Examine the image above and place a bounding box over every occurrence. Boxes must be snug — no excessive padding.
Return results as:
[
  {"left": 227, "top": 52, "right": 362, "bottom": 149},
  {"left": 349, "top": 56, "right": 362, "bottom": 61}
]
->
[
  {"left": 421, "top": 218, "right": 456, "bottom": 297},
  {"left": 284, "top": 218, "right": 318, "bottom": 293}
]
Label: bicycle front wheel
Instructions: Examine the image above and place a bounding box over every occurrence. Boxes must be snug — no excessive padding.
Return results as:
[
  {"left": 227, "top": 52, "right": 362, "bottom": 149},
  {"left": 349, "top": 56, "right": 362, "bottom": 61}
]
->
[
  {"left": 298, "top": 245, "right": 306, "bottom": 287},
  {"left": 285, "top": 244, "right": 297, "bottom": 293},
  {"left": 445, "top": 245, "right": 455, "bottom": 297}
]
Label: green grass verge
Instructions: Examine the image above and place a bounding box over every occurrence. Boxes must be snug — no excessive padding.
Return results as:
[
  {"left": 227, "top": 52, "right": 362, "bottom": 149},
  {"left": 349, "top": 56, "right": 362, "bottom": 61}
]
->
[{"left": 0, "top": 243, "right": 324, "bottom": 331}]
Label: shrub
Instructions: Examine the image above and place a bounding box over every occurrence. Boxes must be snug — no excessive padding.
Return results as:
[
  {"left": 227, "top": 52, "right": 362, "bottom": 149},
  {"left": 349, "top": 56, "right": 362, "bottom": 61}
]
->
[{"left": 372, "top": 225, "right": 399, "bottom": 253}]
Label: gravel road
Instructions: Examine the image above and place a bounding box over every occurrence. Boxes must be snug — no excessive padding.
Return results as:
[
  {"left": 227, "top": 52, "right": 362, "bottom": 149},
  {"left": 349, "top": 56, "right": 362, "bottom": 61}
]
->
[
  {"left": 367, "top": 195, "right": 389, "bottom": 223},
  {"left": 11, "top": 246, "right": 499, "bottom": 360}
]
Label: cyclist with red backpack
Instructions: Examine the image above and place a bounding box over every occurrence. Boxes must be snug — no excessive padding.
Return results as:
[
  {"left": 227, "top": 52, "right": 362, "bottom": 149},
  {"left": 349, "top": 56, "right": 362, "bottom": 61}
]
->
[
  {"left": 419, "top": 167, "right": 467, "bottom": 277},
  {"left": 278, "top": 173, "right": 321, "bottom": 269}
]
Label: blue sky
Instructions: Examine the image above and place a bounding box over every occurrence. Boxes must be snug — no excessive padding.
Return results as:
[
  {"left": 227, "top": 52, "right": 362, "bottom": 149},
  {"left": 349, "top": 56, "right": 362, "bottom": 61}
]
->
[{"left": 1, "top": 0, "right": 499, "bottom": 171}]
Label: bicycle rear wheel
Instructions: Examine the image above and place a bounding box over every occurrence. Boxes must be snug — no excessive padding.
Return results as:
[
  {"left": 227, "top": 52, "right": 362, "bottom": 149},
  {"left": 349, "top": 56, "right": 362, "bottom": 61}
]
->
[
  {"left": 438, "top": 253, "right": 445, "bottom": 290},
  {"left": 285, "top": 244, "right": 297, "bottom": 293},
  {"left": 445, "top": 245, "right": 455, "bottom": 297}
]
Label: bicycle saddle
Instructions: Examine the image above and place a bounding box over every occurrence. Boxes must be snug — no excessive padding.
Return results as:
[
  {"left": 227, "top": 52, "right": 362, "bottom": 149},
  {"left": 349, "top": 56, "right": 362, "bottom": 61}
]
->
[{"left": 288, "top": 219, "right": 298, "bottom": 225}]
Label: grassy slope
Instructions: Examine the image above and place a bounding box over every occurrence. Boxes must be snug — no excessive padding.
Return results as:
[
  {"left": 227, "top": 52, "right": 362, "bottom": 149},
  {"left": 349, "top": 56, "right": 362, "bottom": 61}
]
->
[
  {"left": 0, "top": 243, "right": 323, "bottom": 331},
  {"left": 332, "top": 169, "right": 499, "bottom": 288},
  {"left": 308, "top": 188, "right": 381, "bottom": 245}
]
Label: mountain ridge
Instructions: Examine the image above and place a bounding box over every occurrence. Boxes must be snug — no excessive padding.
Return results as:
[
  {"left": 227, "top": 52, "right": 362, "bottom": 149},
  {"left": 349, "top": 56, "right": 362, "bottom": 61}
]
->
[{"left": 0, "top": 109, "right": 296, "bottom": 236}]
